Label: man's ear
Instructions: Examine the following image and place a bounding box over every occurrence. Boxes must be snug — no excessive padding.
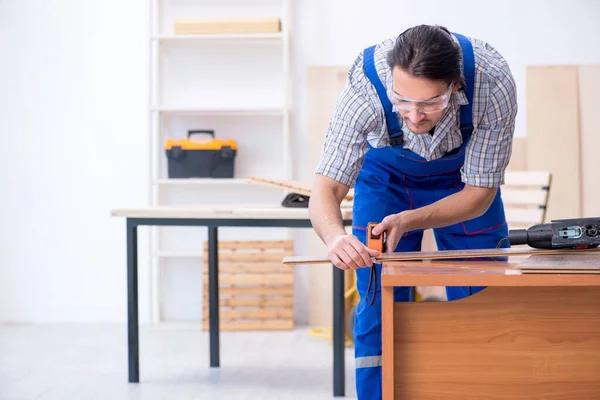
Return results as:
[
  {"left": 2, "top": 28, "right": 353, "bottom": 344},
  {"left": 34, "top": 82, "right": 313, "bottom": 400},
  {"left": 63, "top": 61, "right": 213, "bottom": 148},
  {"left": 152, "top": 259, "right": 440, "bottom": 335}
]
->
[{"left": 452, "top": 82, "right": 461, "bottom": 94}]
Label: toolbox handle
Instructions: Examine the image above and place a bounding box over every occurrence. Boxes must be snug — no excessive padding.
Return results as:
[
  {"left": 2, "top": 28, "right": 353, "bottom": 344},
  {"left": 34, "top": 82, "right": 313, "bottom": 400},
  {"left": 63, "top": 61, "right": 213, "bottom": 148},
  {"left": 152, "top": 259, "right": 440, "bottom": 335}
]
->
[{"left": 187, "top": 130, "right": 215, "bottom": 139}]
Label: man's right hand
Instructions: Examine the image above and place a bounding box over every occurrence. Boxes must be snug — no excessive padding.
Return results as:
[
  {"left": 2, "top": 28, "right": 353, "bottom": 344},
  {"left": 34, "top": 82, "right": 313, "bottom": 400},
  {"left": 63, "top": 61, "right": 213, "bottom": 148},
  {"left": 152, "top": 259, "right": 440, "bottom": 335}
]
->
[{"left": 326, "top": 234, "right": 380, "bottom": 270}]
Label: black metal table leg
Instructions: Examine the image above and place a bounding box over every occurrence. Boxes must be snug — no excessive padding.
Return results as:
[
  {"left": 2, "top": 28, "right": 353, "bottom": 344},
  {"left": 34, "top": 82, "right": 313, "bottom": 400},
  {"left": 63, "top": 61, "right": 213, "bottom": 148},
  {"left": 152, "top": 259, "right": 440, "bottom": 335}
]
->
[
  {"left": 127, "top": 219, "right": 139, "bottom": 383},
  {"left": 333, "top": 265, "right": 345, "bottom": 397},
  {"left": 208, "top": 226, "right": 220, "bottom": 367}
]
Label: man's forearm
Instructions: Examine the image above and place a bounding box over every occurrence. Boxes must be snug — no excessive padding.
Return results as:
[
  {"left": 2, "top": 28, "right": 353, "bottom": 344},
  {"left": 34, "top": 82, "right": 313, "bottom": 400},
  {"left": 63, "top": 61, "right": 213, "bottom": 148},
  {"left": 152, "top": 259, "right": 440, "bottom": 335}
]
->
[
  {"left": 309, "top": 175, "right": 350, "bottom": 246},
  {"left": 403, "top": 185, "right": 497, "bottom": 232},
  {"left": 309, "top": 190, "right": 348, "bottom": 246}
]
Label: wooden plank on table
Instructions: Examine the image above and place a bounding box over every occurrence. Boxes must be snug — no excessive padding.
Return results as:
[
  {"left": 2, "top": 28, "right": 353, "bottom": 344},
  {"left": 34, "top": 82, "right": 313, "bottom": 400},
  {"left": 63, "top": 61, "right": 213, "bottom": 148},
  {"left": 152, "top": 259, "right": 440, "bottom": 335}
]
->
[
  {"left": 526, "top": 66, "right": 581, "bottom": 222},
  {"left": 578, "top": 66, "right": 600, "bottom": 219},
  {"left": 245, "top": 176, "right": 354, "bottom": 201},
  {"left": 517, "top": 254, "right": 600, "bottom": 270},
  {"left": 283, "top": 246, "right": 600, "bottom": 265}
]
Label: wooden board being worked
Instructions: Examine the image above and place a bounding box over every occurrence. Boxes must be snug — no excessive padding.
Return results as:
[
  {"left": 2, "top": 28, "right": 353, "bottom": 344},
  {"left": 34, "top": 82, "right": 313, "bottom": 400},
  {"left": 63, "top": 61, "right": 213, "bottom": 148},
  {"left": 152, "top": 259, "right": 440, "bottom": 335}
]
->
[
  {"left": 245, "top": 176, "right": 354, "bottom": 202},
  {"left": 282, "top": 246, "right": 600, "bottom": 265},
  {"left": 202, "top": 240, "right": 295, "bottom": 331}
]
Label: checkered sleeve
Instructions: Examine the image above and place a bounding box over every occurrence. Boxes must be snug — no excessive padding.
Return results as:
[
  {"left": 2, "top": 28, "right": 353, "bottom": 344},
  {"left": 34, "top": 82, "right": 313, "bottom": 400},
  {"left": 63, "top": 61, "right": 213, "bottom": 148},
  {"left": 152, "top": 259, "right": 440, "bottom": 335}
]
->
[
  {"left": 315, "top": 59, "right": 380, "bottom": 188},
  {"left": 461, "top": 57, "right": 518, "bottom": 188}
]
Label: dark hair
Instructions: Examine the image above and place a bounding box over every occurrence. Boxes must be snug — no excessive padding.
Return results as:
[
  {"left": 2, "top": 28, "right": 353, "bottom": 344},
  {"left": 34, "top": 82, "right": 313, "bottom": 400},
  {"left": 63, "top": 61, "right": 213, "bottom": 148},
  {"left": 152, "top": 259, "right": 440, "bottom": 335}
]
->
[{"left": 387, "top": 25, "right": 465, "bottom": 87}]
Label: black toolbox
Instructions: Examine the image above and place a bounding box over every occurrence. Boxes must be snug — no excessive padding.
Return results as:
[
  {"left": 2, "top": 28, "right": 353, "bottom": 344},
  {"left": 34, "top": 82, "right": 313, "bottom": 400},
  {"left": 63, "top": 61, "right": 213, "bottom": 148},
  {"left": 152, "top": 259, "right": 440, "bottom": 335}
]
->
[{"left": 165, "top": 130, "right": 237, "bottom": 178}]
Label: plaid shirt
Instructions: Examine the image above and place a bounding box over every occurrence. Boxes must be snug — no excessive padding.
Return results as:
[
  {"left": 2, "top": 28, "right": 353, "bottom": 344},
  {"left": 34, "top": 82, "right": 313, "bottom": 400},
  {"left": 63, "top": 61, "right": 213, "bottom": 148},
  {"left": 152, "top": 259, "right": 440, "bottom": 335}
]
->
[{"left": 315, "top": 34, "right": 518, "bottom": 188}]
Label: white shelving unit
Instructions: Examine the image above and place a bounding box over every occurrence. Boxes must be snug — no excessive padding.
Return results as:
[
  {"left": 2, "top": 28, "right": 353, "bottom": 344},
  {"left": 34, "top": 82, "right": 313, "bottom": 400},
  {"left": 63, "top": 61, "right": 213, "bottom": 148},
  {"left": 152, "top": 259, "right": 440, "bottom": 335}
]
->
[{"left": 148, "top": 0, "right": 292, "bottom": 324}]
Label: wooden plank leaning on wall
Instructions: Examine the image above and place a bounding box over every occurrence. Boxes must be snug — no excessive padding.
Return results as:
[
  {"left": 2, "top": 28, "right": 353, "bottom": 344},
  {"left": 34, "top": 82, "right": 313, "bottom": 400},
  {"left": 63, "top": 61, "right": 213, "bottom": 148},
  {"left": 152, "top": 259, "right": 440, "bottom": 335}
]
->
[
  {"left": 578, "top": 66, "right": 600, "bottom": 218},
  {"left": 526, "top": 65, "right": 600, "bottom": 221},
  {"left": 526, "top": 66, "right": 582, "bottom": 222}
]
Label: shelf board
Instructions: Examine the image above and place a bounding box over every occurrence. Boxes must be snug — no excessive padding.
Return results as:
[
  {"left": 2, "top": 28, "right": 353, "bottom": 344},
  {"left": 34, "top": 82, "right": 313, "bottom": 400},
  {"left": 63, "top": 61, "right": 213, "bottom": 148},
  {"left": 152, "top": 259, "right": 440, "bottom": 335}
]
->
[
  {"left": 153, "top": 33, "right": 284, "bottom": 42},
  {"left": 153, "top": 179, "right": 289, "bottom": 189},
  {"left": 153, "top": 106, "right": 285, "bottom": 116},
  {"left": 154, "top": 178, "right": 249, "bottom": 185}
]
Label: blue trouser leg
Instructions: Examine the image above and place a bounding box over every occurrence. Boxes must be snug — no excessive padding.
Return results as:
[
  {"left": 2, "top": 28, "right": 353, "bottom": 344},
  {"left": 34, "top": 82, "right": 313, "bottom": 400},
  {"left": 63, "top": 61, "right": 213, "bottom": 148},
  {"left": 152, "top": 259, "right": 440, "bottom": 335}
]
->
[
  {"left": 352, "top": 228, "right": 423, "bottom": 400},
  {"left": 434, "top": 226, "right": 509, "bottom": 301}
]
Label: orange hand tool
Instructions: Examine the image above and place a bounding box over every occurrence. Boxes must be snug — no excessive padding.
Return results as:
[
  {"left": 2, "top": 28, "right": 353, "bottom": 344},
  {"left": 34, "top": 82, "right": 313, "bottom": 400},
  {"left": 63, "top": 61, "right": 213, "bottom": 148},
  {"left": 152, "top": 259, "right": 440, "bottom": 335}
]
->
[{"left": 367, "top": 222, "right": 386, "bottom": 253}]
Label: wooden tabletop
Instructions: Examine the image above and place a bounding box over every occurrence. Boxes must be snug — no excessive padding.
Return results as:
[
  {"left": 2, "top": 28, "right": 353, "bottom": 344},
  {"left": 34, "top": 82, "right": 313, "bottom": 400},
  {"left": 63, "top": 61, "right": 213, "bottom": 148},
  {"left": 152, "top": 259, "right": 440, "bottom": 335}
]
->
[
  {"left": 111, "top": 204, "right": 354, "bottom": 220},
  {"left": 382, "top": 254, "right": 600, "bottom": 287}
]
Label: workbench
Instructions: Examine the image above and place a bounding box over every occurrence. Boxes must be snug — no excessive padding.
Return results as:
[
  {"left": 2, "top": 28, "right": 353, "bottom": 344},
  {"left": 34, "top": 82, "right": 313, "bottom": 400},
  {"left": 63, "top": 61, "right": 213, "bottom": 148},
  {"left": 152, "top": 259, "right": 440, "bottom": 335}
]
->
[
  {"left": 380, "top": 255, "right": 600, "bottom": 399},
  {"left": 111, "top": 205, "right": 352, "bottom": 397}
]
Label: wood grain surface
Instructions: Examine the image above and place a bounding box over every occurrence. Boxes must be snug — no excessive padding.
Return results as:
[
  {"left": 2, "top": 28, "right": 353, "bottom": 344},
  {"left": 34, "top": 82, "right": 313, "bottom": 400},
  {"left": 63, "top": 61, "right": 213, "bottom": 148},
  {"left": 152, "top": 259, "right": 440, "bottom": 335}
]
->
[
  {"left": 381, "top": 255, "right": 600, "bottom": 287},
  {"left": 385, "top": 286, "right": 600, "bottom": 399}
]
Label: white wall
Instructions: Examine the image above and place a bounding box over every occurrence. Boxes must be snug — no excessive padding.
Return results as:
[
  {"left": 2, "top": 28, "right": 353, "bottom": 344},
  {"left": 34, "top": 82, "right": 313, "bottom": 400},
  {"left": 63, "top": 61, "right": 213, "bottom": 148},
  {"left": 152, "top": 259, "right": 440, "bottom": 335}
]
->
[
  {"left": 1, "top": 0, "right": 599, "bottom": 324},
  {"left": 0, "top": 0, "right": 151, "bottom": 322}
]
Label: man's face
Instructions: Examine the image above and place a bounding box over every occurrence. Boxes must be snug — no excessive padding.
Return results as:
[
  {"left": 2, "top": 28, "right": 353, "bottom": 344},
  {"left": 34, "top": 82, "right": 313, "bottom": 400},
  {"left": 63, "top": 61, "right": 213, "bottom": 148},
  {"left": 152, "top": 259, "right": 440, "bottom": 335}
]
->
[{"left": 390, "top": 66, "right": 456, "bottom": 134}]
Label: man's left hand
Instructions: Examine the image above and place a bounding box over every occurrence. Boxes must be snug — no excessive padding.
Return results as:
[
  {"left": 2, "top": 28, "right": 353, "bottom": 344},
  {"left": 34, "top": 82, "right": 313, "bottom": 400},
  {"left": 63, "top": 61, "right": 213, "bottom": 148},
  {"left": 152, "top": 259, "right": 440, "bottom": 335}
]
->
[{"left": 371, "top": 211, "right": 412, "bottom": 253}]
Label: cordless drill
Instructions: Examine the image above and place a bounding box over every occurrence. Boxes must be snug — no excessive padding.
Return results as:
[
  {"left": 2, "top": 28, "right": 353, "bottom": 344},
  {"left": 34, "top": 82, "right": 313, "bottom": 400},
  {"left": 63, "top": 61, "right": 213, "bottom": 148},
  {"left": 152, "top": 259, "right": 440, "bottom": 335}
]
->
[{"left": 508, "top": 217, "right": 600, "bottom": 249}]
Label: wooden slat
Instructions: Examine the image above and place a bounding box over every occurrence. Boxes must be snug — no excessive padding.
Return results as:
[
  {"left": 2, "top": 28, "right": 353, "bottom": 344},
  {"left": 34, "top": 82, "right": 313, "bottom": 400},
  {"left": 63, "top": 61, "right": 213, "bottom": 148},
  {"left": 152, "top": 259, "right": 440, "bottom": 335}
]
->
[
  {"left": 203, "top": 240, "right": 293, "bottom": 250},
  {"left": 501, "top": 188, "right": 548, "bottom": 206},
  {"left": 202, "top": 273, "right": 293, "bottom": 285},
  {"left": 506, "top": 221, "right": 536, "bottom": 230},
  {"left": 504, "top": 208, "right": 545, "bottom": 225},
  {"left": 201, "top": 308, "right": 293, "bottom": 320},
  {"left": 202, "top": 251, "right": 292, "bottom": 263},
  {"left": 202, "top": 320, "right": 293, "bottom": 331},
  {"left": 203, "top": 285, "right": 293, "bottom": 296},
  {"left": 504, "top": 171, "right": 551, "bottom": 187},
  {"left": 203, "top": 297, "right": 293, "bottom": 308},
  {"left": 202, "top": 262, "right": 292, "bottom": 274}
]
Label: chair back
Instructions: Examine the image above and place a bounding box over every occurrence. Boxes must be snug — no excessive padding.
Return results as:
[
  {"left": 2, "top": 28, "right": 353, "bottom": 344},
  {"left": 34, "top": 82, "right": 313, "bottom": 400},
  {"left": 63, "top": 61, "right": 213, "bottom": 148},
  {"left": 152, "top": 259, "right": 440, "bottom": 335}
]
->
[{"left": 502, "top": 171, "right": 552, "bottom": 229}]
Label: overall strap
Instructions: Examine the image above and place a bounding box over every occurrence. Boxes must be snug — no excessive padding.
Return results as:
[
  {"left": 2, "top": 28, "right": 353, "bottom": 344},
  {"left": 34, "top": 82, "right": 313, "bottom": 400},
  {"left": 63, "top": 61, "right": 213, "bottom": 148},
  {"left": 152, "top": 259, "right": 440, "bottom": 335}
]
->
[
  {"left": 451, "top": 33, "right": 476, "bottom": 140},
  {"left": 362, "top": 45, "right": 403, "bottom": 141}
]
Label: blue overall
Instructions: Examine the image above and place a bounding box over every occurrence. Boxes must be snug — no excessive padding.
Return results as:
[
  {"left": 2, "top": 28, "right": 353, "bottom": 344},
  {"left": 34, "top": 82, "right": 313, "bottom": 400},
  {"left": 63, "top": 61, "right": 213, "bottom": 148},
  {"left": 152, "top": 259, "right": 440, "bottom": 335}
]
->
[{"left": 351, "top": 33, "right": 509, "bottom": 399}]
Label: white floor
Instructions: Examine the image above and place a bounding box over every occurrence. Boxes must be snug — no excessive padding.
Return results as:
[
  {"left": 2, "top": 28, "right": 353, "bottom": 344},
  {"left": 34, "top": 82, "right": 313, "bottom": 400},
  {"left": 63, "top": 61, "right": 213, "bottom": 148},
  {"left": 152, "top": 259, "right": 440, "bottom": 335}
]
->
[{"left": 0, "top": 323, "right": 357, "bottom": 400}]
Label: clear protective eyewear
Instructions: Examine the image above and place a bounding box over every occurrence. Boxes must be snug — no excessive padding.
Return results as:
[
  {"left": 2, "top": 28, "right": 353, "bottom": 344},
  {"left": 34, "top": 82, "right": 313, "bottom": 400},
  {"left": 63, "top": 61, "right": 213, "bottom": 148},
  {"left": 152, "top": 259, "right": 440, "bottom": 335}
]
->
[{"left": 389, "top": 82, "right": 454, "bottom": 113}]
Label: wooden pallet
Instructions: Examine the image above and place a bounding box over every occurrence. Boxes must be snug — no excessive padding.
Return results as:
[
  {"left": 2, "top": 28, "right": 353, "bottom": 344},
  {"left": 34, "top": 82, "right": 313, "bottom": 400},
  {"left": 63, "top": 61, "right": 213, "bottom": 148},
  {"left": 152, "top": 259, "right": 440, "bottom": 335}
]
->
[{"left": 202, "top": 240, "right": 295, "bottom": 331}]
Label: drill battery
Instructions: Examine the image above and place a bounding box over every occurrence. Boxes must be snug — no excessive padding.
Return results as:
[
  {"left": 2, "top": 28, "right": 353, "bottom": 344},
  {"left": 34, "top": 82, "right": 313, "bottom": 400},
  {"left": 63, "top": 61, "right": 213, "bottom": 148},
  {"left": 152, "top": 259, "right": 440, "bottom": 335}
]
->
[{"left": 165, "top": 130, "right": 237, "bottom": 179}]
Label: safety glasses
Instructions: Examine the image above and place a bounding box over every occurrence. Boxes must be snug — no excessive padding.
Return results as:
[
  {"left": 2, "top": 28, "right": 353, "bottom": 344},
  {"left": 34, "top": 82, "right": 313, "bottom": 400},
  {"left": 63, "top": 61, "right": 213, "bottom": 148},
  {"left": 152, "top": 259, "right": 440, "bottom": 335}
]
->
[{"left": 389, "top": 82, "right": 454, "bottom": 113}]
